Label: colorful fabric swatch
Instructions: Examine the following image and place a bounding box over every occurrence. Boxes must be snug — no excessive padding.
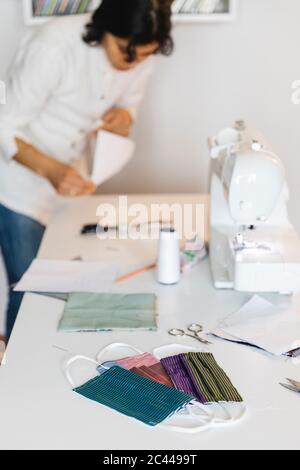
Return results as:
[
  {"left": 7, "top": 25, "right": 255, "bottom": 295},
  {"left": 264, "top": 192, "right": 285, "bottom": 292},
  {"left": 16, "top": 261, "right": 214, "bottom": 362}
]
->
[
  {"left": 97, "top": 353, "right": 173, "bottom": 388},
  {"left": 74, "top": 365, "right": 193, "bottom": 426},
  {"left": 184, "top": 352, "right": 243, "bottom": 403},
  {"left": 131, "top": 364, "right": 174, "bottom": 388},
  {"left": 161, "top": 354, "right": 205, "bottom": 402},
  {"left": 117, "top": 352, "right": 158, "bottom": 369}
]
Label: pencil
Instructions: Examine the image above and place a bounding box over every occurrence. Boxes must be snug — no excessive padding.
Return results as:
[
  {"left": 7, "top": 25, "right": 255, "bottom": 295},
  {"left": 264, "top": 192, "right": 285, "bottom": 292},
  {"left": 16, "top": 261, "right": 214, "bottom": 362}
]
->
[{"left": 116, "top": 263, "right": 156, "bottom": 283}]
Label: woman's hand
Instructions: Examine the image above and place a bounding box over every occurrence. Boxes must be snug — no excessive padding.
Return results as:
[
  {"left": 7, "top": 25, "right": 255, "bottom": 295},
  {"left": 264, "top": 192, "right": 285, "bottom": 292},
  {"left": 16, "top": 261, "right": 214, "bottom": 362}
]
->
[
  {"left": 100, "top": 108, "right": 133, "bottom": 137},
  {"left": 46, "top": 161, "right": 96, "bottom": 197},
  {"left": 14, "top": 138, "right": 96, "bottom": 197}
]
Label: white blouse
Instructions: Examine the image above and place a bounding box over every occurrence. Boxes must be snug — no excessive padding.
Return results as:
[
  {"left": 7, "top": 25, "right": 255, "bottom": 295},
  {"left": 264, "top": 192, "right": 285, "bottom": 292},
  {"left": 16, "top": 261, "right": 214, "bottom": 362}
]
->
[{"left": 0, "top": 14, "right": 154, "bottom": 225}]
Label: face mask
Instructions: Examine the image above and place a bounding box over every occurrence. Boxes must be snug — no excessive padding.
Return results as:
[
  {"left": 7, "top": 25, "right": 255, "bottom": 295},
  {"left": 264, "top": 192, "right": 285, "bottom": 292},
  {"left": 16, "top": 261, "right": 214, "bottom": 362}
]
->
[
  {"left": 96, "top": 348, "right": 172, "bottom": 386},
  {"left": 94, "top": 343, "right": 246, "bottom": 428},
  {"left": 154, "top": 344, "right": 246, "bottom": 425},
  {"left": 183, "top": 353, "right": 243, "bottom": 404},
  {"left": 96, "top": 352, "right": 157, "bottom": 376},
  {"left": 63, "top": 354, "right": 213, "bottom": 433},
  {"left": 160, "top": 355, "right": 206, "bottom": 402},
  {"left": 117, "top": 352, "right": 158, "bottom": 369},
  {"left": 131, "top": 364, "right": 174, "bottom": 388}
]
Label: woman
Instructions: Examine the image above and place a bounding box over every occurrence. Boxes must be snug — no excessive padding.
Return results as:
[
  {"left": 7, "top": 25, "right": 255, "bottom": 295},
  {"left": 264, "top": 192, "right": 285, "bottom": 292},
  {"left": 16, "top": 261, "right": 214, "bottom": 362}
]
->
[{"left": 0, "top": 0, "right": 173, "bottom": 340}]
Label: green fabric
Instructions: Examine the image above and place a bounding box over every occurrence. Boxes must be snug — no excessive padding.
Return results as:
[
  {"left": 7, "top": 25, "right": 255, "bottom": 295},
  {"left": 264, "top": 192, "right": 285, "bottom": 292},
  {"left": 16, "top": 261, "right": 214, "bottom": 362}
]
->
[
  {"left": 58, "top": 293, "right": 157, "bottom": 332},
  {"left": 184, "top": 353, "right": 243, "bottom": 403}
]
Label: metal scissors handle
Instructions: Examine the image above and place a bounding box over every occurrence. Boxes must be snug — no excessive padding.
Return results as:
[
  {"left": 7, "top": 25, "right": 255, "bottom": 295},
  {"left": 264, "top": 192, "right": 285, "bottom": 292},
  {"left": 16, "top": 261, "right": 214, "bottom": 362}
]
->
[{"left": 168, "top": 324, "right": 212, "bottom": 345}]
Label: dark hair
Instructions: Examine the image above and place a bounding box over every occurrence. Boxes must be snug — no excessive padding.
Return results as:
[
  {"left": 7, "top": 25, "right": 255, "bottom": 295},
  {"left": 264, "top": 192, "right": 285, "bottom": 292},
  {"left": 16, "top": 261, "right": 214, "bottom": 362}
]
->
[{"left": 83, "top": 0, "right": 173, "bottom": 62}]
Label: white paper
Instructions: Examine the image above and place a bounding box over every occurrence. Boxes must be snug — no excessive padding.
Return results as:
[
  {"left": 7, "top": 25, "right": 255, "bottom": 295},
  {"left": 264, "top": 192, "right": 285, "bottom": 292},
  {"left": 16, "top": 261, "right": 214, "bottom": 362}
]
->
[
  {"left": 211, "top": 296, "right": 300, "bottom": 355},
  {"left": 14, "top": 260, "right": 118, "bottom": 294},
  {"left": 91, "top": 130, "right": 135, "bottom": 186}
]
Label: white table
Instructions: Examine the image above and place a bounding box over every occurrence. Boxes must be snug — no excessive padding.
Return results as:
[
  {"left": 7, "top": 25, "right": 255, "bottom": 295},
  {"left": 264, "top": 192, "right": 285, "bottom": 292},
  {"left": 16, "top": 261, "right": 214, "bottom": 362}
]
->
[{"left": 0, "top": 195, "right": 299, "bottom": 450}]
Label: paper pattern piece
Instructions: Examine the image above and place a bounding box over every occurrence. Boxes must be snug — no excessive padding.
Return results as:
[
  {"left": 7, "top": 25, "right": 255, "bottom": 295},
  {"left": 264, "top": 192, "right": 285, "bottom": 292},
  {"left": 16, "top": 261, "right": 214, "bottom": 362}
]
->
[
  {"left": 14, "top": 259, "right": 118, "bottom": 294},
  {"left": 91, "top": 130, "right": 135, "bottom": 186},
  {"left": 211, "top": 295, "right": 300, "bottom": 356}
]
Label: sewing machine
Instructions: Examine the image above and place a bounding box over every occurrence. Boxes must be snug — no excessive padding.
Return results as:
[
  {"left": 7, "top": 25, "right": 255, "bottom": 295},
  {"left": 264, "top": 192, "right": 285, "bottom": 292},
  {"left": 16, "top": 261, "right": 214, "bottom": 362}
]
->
[{"left": 208, "top": 121, "right": 300, "bottom": 295}]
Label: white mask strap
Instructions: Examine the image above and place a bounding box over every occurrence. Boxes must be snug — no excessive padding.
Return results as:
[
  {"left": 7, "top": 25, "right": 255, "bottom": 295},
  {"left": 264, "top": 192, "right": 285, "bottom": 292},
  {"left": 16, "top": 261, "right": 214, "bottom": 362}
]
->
[
  {"left": 63, "top": 355, "right": 101, "bottom": 388},
  {"left": 96, "top": 343, "right": 144, "bottom": 364},
  {"left": 159, "top": 401, "right": 214, "bottom": 434},
  {"left": 206, "top": 402, "right": 247, "bottom": 425},
  {"left": 218, "top": 402, "right": 247, "bottom": 424}
]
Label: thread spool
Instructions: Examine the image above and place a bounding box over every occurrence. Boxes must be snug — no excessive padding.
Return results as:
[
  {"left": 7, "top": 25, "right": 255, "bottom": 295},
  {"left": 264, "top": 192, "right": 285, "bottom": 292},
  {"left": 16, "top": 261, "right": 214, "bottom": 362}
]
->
[{"left": 157, "top": 227, "right": 181, "bottom": 285}]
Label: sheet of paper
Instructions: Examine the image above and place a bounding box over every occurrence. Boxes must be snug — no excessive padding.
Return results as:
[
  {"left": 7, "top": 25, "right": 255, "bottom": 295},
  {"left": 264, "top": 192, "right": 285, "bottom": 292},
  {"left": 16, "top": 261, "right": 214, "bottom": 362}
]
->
[
  {"left": 91, "top": 130, "right": 135, "bottom": 186},
  {"left": 14, "top": 260, "right": 118, "bottom": 294},
  {"left": 212, "top": 296, "right": 300, "bottom": 355}
]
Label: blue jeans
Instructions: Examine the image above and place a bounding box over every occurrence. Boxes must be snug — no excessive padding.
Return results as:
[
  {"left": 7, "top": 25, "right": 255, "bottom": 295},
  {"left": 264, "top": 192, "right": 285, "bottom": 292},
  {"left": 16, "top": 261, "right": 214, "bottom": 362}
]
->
[{"left": 0, "top": 204, "right": 45, "bottom": 341}]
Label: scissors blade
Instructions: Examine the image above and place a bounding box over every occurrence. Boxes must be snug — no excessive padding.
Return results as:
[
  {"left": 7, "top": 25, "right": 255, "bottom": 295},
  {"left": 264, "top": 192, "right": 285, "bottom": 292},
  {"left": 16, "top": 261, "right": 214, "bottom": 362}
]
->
[
  {"left": 198, "top": 338, "right": 213, "bottom": 345},
  {"left": 280, "top": 383, "right": 300, "bottom": 394},
  {"left": 286, "top": 378, "right": 300, "bottom": 390}
]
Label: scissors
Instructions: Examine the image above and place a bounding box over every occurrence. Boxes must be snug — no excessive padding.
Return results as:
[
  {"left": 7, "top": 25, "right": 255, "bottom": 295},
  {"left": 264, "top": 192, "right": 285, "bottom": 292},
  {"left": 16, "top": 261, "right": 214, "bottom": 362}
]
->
[
  {"left": 168, "top": 324, "right": 212, "bottom": 345},
  {"left": 280, "top": 378, "right": 300, "bottom": 394}
]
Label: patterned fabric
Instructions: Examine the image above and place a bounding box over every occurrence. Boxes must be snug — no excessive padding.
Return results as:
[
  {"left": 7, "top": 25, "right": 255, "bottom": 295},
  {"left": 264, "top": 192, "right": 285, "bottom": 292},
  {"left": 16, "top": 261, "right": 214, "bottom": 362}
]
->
[
  {"left": 131, "top": 364, "right": 174, "bottom": 388},
  {"left": 97, "top": 353, "right": 173, "bottom": 387},
  {"left": 161, "top": 354, "right": 205, "bottom": 403},
  {"left": 182, "top": 353, "right": 243, "bottom": 403},
  {"left": 74, "top": 365, "right": 193, "bottom": 427},
  {"left": 117, "top": 352, "right": 158, "bottom": 369}
]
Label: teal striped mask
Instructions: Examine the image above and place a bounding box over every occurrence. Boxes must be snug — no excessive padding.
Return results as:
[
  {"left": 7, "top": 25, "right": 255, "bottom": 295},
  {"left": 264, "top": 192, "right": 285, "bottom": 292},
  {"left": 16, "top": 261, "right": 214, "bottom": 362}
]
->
[{"left": 73, "top": 365, "right": 193, "bottom": 427}]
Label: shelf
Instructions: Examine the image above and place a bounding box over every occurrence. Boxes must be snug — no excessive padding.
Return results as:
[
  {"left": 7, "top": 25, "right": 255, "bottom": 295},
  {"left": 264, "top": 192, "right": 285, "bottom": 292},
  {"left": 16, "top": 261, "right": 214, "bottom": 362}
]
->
[
  {"left": 172, "top": 13, "right": 236, "bottom": 23},
  {"left": 172, "top": 0, "right": 237, "bottom": 23},
  {"left": 23, "top": 0, "right": 100, "bottom": 26},
  {"left": 23, "top": 0, "right": 238, "bottom": 26}
]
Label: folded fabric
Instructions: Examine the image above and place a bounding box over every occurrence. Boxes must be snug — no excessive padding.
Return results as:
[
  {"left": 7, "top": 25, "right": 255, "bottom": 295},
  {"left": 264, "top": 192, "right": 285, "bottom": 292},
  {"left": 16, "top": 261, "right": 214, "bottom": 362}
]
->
[
  {"left": 74, "top": 365, "right": 193, "bottom": 427},
  {"left": 58, "top": 293, "right": 157, "bottom": 332},
  {"left": 183, "top": 353, "right": 243, "bottom": 403},
  {"left": 131, "top": 365, "right": 174, "bottom": 388},
  {"left": 117, "top": 352, "right": 158, "bottom": 369},
  {"left": 161, "top": 354, "right": 205, "bottom": 403},
  {"left": 96, "top": 353, "right": 158, "bottom": 375},
  {"left": 97, "top": 352, "right": 173, "bottom": 387},
  {"left": 161, "top": 353, "right": 243, "bottom": 404}
]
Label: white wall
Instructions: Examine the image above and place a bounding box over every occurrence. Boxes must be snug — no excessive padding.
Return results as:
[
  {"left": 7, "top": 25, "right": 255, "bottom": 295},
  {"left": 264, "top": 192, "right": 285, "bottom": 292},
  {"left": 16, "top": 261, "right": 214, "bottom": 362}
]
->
[
  {"left": 1, "top": 0, "right": 300, "bottom": 330},
  {"left": 101, "top": 0, "right": 300, "bottom": 235}
]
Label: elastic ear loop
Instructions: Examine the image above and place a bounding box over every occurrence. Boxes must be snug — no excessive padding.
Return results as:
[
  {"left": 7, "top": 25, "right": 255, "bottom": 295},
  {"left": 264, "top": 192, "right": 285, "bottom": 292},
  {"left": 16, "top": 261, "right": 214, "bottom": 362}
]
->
[
  {"left": 206, "top": 401, "right": 247, "bottom": 425},
  {"left": 159, "top": 400, "right": 214, "bottom": 434},
  {"left": 63, "top": 355, "right": 102, "bottom": 388},
  {"left": 97, "top": 343, "right": 144, "bottom": 365}
]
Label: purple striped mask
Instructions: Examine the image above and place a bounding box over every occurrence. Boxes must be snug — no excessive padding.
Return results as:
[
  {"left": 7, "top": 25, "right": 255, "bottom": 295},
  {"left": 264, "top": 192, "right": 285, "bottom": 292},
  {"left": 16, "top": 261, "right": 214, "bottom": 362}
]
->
[{"left": 160, "top": 354, "right": 205, "bottom": 403}]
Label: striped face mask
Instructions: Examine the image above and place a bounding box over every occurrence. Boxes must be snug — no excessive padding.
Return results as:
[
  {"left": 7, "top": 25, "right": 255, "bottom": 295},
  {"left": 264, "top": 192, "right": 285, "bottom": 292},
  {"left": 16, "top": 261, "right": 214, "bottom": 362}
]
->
[
  {"left": 162, "top": 352, "right": 243, "bottom": 404},
  {"left": 97, "top": 352, "right": 173, "bottom": 387},
  {"left": 160, "top": 355, "right": 205, "bottom": 402},
  {"left": 69, "top": 364, "right": 193, "bottom": 427},
  {"left": 183, "top": 353, "right": 243, "bottom": 403},
  {"left": 64, "top": 352, "right": 214, "bottom": 433}
]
